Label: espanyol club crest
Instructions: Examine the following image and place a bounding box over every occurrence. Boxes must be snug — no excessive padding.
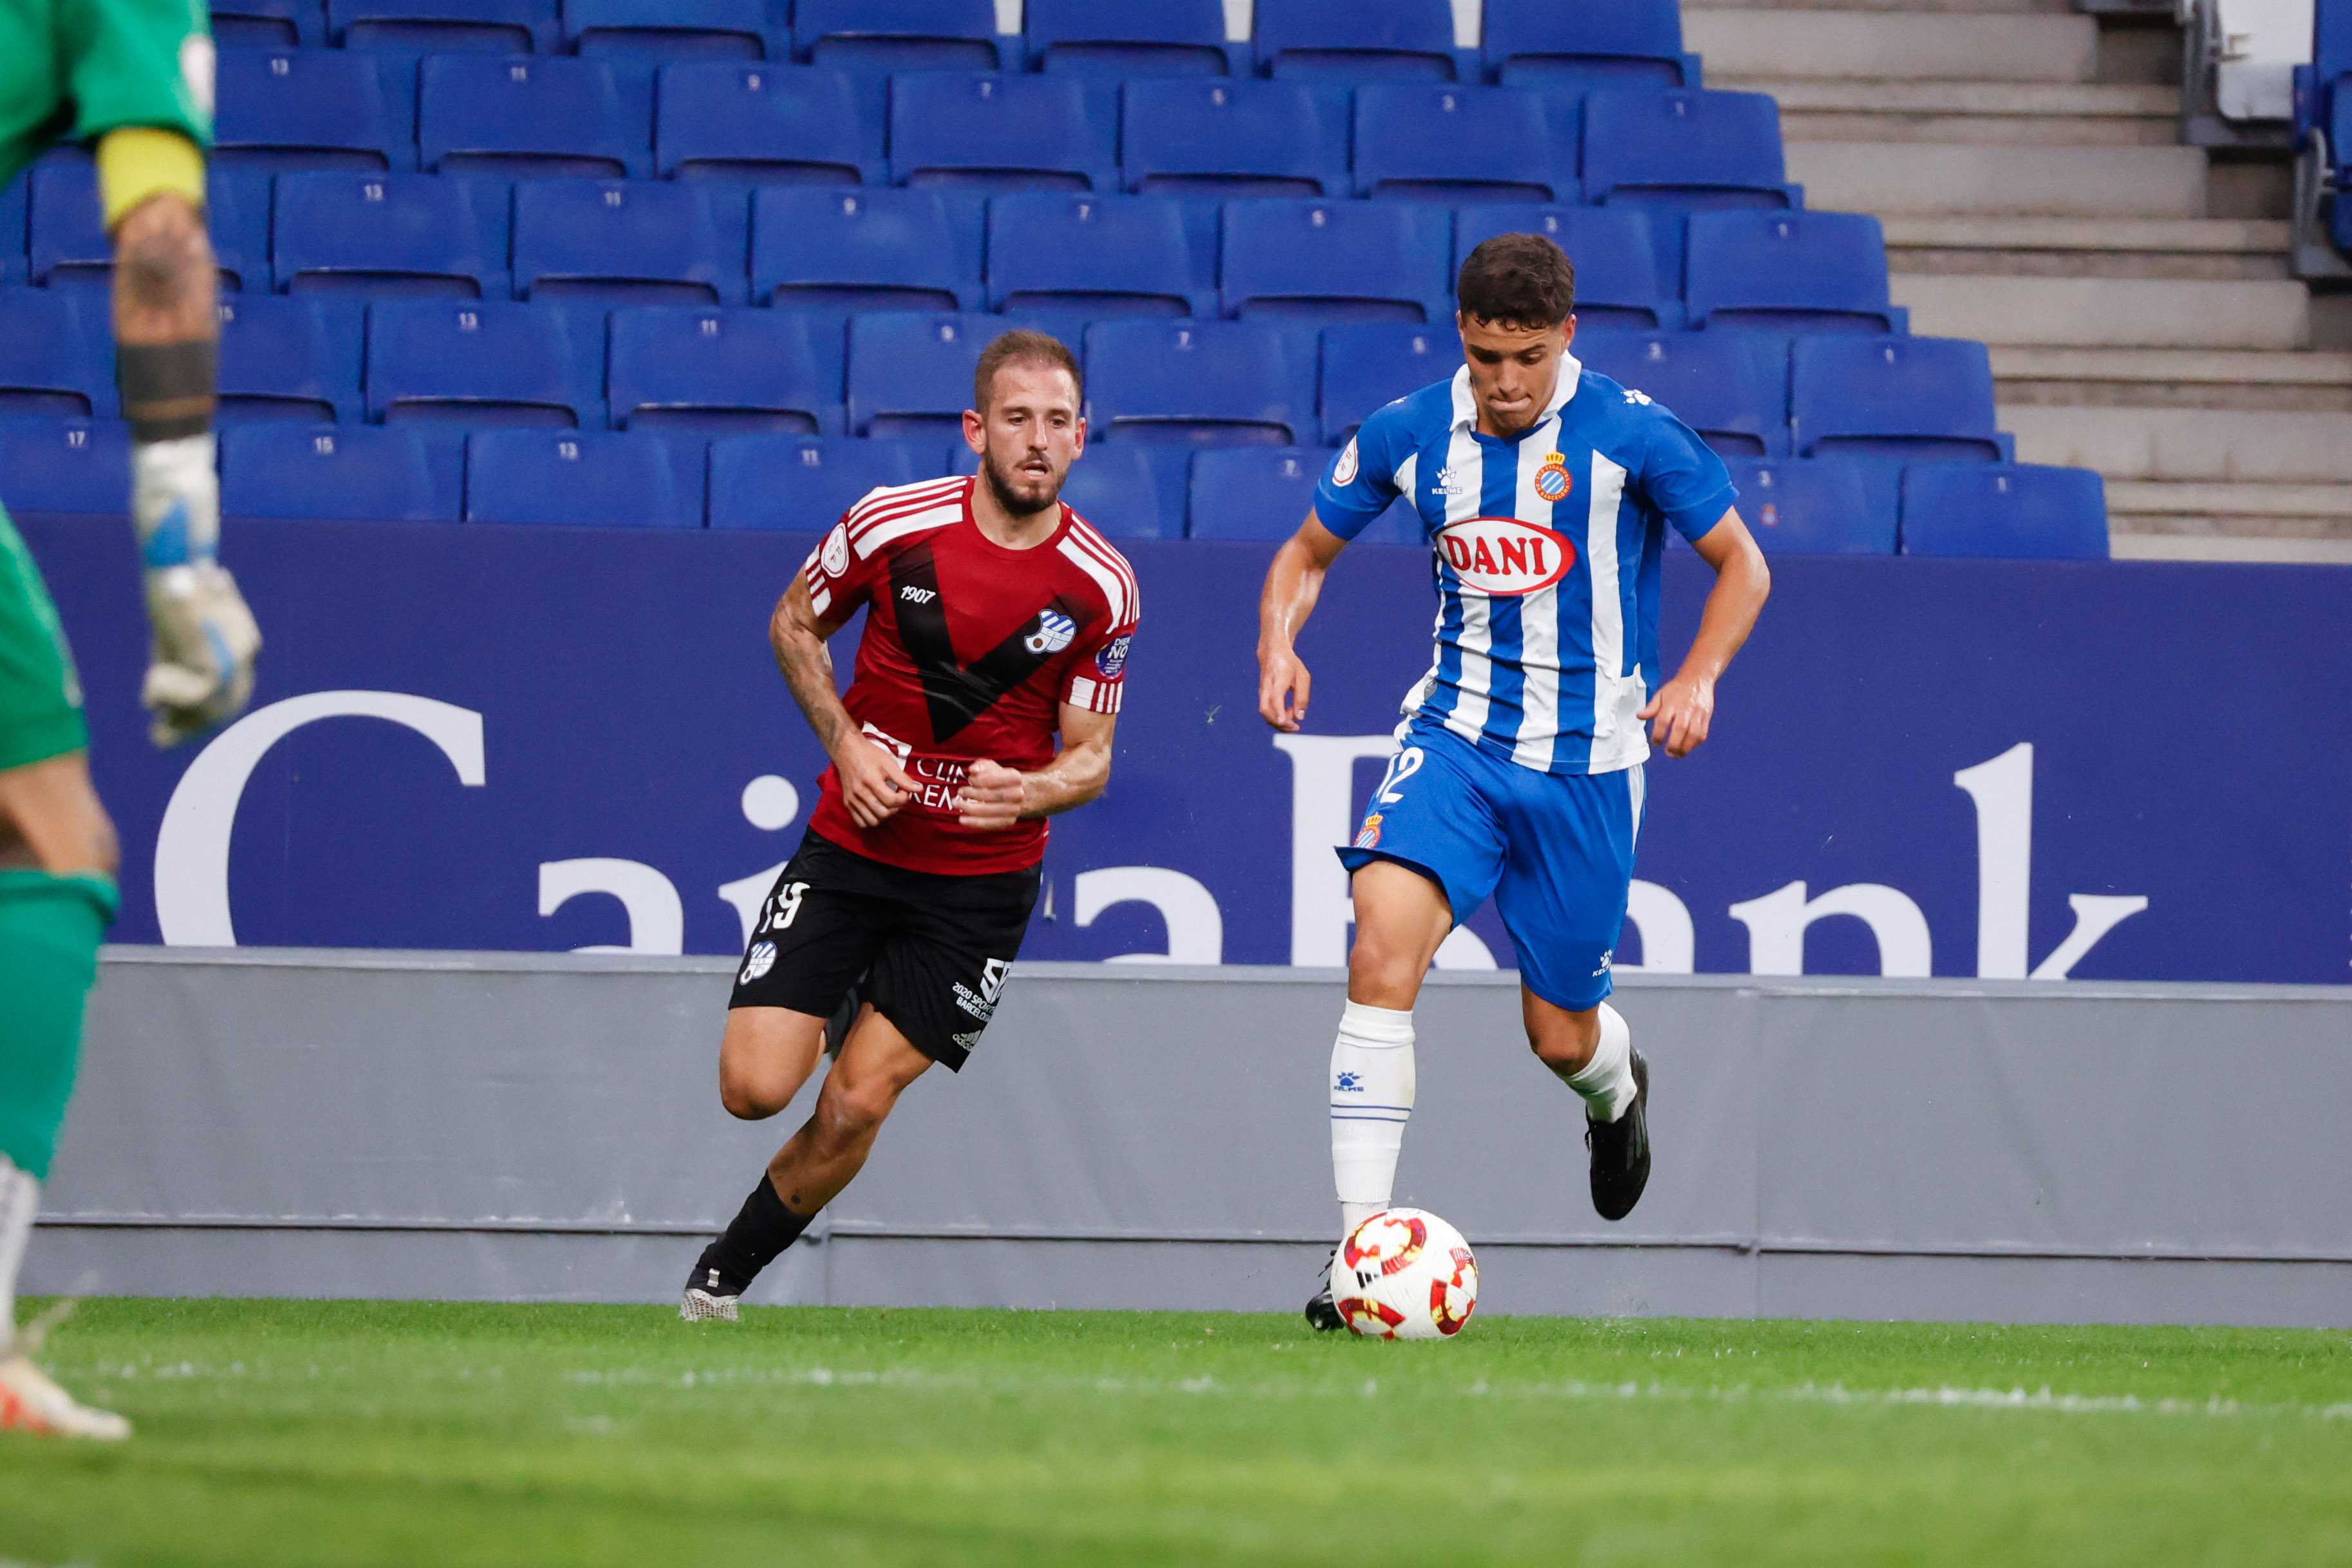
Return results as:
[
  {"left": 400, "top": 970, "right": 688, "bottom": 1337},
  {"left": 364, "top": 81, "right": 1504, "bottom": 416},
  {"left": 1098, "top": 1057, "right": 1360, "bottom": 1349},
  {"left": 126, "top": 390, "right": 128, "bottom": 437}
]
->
[
  {"left": 1534, "top": 451, "right": 1574, "bottom": 503},
  {"left": 740, "top": 941, "right": 777, "bottom": 983},
  {"left": 1433, "top": 517, "right": 1575, "bottom": 597},
  {"left": 1355, "top": 813, "right": 1383, "bottom": 850},
  {"left": 1026, "top": 609, "right": 1078, "bottom": 655},
  {"left": 1095, "top": 633, "right": 1132, "bottom": 679}
]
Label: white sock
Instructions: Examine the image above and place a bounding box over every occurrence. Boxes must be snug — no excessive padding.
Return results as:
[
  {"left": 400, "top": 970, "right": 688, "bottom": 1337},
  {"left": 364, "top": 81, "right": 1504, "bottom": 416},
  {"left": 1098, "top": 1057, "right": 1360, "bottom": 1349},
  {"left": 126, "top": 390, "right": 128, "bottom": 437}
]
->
[
  {"left": 1330, "top": 1000, "right": 1415, "bottom": 1235},
  {"left": 1567, "top": 1002, "right": 1638, "bottom": 1123},
  {"left": 0, "top": 1156, "right": 38, "bottom": 1356}
]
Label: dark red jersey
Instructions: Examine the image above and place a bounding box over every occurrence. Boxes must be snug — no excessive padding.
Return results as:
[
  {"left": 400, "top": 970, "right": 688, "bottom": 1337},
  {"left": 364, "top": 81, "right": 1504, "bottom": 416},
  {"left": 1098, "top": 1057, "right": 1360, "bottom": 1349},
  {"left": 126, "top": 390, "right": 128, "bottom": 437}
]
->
[{"left": 798, "top": 474, "right": 1140, "bottom": 876}]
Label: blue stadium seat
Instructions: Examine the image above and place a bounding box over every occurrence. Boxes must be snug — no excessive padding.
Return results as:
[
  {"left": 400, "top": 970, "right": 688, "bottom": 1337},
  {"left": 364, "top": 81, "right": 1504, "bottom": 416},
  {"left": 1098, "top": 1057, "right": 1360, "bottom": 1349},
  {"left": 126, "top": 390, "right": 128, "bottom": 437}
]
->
[
  {"left": 214, "top": 48, "right": 415, "bottom": 172},
  {"left": 1582, "top": 90, "right": 1789, "bottom": 209},
  {"left": 1254, "top": 0, "right": 1461, "bottom": 80},
  {"left": 465, "top": 430, "right": 702, "bottom": 527},
  {"left": 0, "top": 289, "right": 110, "bottom": 418},
  {"left": 365, "top": 300, "right": 602, "bottom": 427},
  {"left": 419, "top": 55, "right": 651, "bottom": 180},
  {"left": 1685, "top": 211, "right": 1898, "bottom": 334},
  {"left": 28, "top": 163, "right": 267, "bottom": 292},
  {"left": 1792, "top": 336, "right": 2003, "bottom": 463},
  {"left": 987, "top": 194, "right": 1207, "bottom": 317},
  {"left": 1023, "top": 0, "right": 1236, "bottom": 77},
  {"left": 1483, "top": 0, "right": 1695, "bottom": 89},
  {"left": 221, "top": 423, "right": 456, "bottom": 521},
  {"left": 953, "top": 442, "right": 1182, "bottom": 539},
  {"left": 1455, "top": 205, "right": 1671, "bottom": 329},
  {"left": 1583, "top": 89, "right": 1792, "bottom": 291},
  {"left": 1899, "top": 462, "right": 2107, "bottom": 560},
  {"left": 850, "top": 312, "right": 1034, "bottom": 437},
  {"left": 217, "top": 296, "right": 366, "bottom": 422},
  {"left": 609, "top": 306, "right": 838, "bottom": 434},
  {"left": 888, "top": 73, "right": 1110, "bottom": 192},
  {"left": 273, "top": 172, "right": 507, "bottom": 298},
  {"left": 0, "top": 173, "right": 24, "bottom": 286},
  {"left": 1186, "top": 447, "right": 1422, "bottom": 545},
  {"left": 1085, "top": 321, "right": 1313, "bottom": 445},
  {"left": 707, "top": 435, "right": 938, "bottom": 529},
  {"left": 1576, "top": 330, "right": 1789, "bottom": 458},
  {"left": 1222, "top": 200, "right": 1453, "bottom": 324},
  {"left": 326, "top": 0, "right": 557, "bottom": 51},
  {"left": 512, "top": 179, "right": 747, "bottom": 306},
  {"left": 568, "top": 0, "right": 773, "bottom": 60},
  {"left": 655, "top": 62, "right": 879, "bottom": 185},
  {"left": 0, "top": 418, "right": 131, "bottom": 515},
  {"left": 1318, "top": 322, "right": 1461, "bottom": 444},
  {"left": 751, "top": 188, "right": 975, "bottom": 310},
  {"left": 1719, "top": 457, "right": 1890, "bottom": 555},
  {"left": 1119, "top": 79, "right": 1347, "bottom": 199},
  {"left": 792, "top": 0, "right": 1005, "bottom": 72},
  {"left": 1352, "top": 86, "right": 1565, "bottom": 202},
  {"left": 210, "top": 0, "right": 322, "bottom": 47}
]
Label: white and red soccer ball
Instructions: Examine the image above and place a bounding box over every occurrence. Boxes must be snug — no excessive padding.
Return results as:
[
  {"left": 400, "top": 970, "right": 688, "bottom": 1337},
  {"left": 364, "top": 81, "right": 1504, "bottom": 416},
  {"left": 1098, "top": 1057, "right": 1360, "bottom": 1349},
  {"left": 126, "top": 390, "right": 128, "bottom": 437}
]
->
[{"left": 1329, "top": 1208, "right": 1479, "bottom": 1340}]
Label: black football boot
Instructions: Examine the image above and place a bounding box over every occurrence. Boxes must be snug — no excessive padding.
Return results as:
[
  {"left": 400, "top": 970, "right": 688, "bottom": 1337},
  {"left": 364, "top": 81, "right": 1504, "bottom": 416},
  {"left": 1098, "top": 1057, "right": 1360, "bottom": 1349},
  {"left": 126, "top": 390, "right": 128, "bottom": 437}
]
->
[{"left": 1585, "top": 1050, "right": 1651, "bottom": 1222}]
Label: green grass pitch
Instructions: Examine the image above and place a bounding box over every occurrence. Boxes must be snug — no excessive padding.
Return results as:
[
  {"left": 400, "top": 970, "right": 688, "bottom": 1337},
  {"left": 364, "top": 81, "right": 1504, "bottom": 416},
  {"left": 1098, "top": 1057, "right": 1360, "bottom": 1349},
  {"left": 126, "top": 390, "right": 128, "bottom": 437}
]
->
[{"left": 5, "top": 1299, "right": 2349, "bottom": 1566}]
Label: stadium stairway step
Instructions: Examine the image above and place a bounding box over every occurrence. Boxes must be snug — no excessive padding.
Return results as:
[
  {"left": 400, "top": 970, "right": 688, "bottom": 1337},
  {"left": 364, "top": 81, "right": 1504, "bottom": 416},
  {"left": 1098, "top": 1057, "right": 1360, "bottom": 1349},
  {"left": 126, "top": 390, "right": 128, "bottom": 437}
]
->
[
  {"left": 1990, "top": 346, "right": 2352, "bottom": 413},
  {"left": 1884, "top": 216, "right": 2293, "bottom": 281},
  {"left": 1682, "top": 9, "right": 2098, "bottom": 83},
  {"left": 2104, "top": 483, "right": 2352, "bottom": 563},
  {"left": 1785, "top": 140, "right": 2209, "bottom": 216},
  {"left": 2003, "top": 404, "right": 2352, "bottom": 484},
  {"left": 1892, "top": 273, "right": 2311, "bottom": 350},
  {"left": 1725, "top": 80, "right": 2178, "bottom": 147}
]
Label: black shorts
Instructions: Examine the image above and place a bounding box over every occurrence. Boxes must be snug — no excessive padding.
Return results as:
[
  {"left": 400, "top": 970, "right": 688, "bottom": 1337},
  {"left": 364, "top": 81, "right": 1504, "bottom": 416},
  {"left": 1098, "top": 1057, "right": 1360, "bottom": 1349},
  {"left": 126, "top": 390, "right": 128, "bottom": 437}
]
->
[{"left": 727, "top": 830, "right": 1042, "bottom": 1072}]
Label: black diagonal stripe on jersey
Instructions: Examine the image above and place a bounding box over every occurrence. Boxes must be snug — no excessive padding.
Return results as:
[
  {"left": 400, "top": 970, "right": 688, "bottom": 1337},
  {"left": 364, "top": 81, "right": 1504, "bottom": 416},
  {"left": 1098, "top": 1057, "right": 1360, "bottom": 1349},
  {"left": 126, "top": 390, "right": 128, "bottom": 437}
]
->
[{"left": 890, "top": 541, "right": 1088, "bottom": 742}]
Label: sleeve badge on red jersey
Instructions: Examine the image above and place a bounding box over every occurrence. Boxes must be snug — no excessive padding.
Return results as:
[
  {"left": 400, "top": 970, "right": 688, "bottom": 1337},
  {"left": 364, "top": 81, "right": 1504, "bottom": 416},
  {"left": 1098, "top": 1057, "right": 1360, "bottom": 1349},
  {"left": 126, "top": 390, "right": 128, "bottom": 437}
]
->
[
  {"left": 1094, "top": 633, "right": 1132, "bottom": 679},
  {"left": 820, "top": 523, "right": 850, "bottom": 577},
  {"left": 1025, "top": 608, "right": 1078, "bottom": 655}
]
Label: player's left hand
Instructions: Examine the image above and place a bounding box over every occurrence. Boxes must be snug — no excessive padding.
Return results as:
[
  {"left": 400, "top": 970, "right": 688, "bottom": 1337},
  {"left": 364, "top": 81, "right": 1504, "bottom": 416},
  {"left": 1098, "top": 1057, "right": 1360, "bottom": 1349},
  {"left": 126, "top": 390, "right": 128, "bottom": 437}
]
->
[
  {"left": 957, "top": 760, "right": 1028, "bottom": 830},
  {"left": 142, "top": 563, "right": 262, "bottom": 749},
  {"left": 1638, "top": 674, "right": 1714, "bottom": 759}
]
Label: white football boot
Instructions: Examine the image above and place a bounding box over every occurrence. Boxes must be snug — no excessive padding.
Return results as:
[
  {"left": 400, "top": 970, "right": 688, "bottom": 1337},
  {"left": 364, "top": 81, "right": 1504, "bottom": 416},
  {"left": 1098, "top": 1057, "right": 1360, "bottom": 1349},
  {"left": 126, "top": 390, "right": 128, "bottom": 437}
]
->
[
  {"left": 0, "top": 1351, "right": 131, "bottom": 1441},
  {"left": 680, "top": 1266, "right": 741, "bottom": 1323}
]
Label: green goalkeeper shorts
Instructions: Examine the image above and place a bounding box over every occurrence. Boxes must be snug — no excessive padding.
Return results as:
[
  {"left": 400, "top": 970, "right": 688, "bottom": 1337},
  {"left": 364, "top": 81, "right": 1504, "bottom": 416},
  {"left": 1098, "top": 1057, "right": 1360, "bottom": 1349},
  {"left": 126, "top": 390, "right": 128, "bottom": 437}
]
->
[
  {"left": 0, "top": 870, "right": 118, "bottom": 1183},
  {"left": 0, "top": 507, "right": 89, "bottom": 776},
  {"left": 0, "top": 0, "right": 212, "bottom": 192}
]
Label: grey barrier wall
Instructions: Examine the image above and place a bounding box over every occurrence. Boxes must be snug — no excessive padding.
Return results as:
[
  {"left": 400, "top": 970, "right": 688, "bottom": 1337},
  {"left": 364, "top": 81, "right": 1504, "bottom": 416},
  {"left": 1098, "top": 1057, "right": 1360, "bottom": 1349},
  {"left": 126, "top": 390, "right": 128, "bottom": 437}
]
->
[{"left": 27, "top": 949, "right": 2352, "bottom": 1327}]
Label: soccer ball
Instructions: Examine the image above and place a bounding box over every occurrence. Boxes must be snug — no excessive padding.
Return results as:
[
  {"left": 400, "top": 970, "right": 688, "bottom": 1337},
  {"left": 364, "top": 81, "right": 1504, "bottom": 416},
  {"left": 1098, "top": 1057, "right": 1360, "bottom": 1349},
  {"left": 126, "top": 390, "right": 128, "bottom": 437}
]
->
[{"left": 1329, "top": 1208, "right": 1479, "bottom": 1340}]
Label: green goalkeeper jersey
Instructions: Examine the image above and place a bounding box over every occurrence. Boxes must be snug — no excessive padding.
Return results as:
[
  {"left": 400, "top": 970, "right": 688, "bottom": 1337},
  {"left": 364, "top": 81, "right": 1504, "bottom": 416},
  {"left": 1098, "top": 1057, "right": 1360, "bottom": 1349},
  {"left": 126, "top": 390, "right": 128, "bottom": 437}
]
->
[{"left": 0, "top": 0, "right": 213, "bottom": 191}]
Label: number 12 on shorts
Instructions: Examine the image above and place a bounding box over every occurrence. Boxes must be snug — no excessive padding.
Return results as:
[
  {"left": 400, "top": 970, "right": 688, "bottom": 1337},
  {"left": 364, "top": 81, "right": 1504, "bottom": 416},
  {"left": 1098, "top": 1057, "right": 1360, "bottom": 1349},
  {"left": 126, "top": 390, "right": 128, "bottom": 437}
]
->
[{"left": 1374, "top": 747, "right": 1424, "bottom": 806}]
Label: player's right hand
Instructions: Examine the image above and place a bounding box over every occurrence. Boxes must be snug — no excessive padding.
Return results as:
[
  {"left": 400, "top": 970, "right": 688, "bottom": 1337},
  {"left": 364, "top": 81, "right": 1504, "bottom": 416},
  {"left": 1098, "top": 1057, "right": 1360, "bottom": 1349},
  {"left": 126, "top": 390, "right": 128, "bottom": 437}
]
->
[
  {"left": 1258, "top": 644, "right": 1312, "bottom": 732},
  {"left": 834, "top": 734, "right": 915, "bottom": 827},
  {"left": 141, "top": 563, "right": 262, "bottom": 748}
]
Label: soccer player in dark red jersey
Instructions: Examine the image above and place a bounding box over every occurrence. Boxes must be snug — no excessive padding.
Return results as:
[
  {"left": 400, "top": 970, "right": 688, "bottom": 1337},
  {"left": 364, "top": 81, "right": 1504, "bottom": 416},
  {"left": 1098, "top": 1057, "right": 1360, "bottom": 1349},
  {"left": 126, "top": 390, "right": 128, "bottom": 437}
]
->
[{"left": 682, "top": 331, "right": 1139, "bottom": 1321}]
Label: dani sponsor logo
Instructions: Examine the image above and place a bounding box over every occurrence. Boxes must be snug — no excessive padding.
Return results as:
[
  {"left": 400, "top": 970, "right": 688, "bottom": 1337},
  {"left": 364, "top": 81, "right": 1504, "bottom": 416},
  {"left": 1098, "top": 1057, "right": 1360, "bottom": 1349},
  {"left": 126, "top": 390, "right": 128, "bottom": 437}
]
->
[{"left": 1433, "top": 518, "right": 1574, "bottom": 597}]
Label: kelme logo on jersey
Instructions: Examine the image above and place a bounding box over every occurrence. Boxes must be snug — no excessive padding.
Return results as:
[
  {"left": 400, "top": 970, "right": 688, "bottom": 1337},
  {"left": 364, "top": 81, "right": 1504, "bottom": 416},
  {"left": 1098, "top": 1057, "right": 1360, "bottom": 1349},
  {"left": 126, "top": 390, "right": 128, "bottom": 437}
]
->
[
  {"left": 1534, "top": 451, "right": 1574, "bottom": 503},
  {"left": 1433, "top": 518, "right": 1575, "bottom": 597},
  {"left": 1025, "top": 609, "right": 1078, "bottom": 655}
]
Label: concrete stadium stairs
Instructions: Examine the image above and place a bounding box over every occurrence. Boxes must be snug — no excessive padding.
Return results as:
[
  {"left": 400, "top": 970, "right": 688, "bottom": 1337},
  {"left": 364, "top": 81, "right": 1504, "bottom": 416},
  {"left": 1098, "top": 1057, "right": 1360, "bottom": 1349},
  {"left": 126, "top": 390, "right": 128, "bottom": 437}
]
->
[{"left": 1689, "top": 0, "right": 2352, "bottom": 563}]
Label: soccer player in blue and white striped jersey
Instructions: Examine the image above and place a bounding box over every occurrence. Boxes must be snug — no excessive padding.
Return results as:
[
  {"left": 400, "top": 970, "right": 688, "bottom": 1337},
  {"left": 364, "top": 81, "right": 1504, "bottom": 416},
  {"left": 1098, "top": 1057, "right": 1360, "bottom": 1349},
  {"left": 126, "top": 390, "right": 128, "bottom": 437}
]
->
[{"left": 1256, "top": 234, "right": 1771, "bottom": 1332}]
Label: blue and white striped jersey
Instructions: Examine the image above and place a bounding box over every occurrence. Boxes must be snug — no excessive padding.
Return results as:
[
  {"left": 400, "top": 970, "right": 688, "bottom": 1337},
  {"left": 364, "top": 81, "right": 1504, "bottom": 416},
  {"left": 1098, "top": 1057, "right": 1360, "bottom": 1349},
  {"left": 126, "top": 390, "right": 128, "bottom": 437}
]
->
[{"left": 1313, "top": 353, "right": 1735, "bottom": 776}]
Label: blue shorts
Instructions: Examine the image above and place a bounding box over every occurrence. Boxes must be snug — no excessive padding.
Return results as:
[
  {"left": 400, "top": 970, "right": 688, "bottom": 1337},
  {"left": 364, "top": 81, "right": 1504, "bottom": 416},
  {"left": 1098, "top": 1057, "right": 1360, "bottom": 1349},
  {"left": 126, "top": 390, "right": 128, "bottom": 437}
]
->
[{"left": 1336, "top": 722, "right": 1645, "bottom": 1013}]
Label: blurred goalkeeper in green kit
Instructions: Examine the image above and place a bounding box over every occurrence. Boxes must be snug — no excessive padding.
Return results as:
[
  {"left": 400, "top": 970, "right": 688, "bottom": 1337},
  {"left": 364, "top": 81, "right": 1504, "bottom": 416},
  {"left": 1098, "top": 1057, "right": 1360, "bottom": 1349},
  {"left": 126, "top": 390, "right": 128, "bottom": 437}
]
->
[{"left": 0, "top": 0, "right": 262, "bottom": 1439}]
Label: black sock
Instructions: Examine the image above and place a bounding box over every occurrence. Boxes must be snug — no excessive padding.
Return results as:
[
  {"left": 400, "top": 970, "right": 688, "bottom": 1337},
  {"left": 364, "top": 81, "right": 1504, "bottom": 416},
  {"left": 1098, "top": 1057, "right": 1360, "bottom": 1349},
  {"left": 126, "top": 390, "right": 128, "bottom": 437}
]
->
[{"left": 692, "top": 1177, "right": 814, "bottom": 1296}]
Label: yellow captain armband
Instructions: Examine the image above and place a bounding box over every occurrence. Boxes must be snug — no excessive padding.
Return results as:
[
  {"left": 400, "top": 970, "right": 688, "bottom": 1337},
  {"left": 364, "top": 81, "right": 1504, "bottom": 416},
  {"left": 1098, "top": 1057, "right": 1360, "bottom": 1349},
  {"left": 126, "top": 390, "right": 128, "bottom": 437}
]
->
[{"left": 97, "top": 127, "right": 207, "bottom": 230}]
